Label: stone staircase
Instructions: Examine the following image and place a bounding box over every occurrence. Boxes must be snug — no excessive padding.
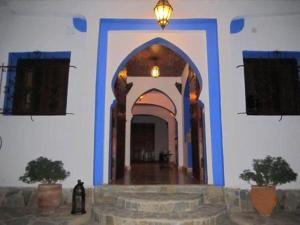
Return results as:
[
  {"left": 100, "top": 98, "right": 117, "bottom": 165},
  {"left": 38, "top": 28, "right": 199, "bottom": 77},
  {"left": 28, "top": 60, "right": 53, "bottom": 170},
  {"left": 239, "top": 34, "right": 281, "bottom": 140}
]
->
[{"left": 91, "top": 185, "right": 235, "bottom": 225}]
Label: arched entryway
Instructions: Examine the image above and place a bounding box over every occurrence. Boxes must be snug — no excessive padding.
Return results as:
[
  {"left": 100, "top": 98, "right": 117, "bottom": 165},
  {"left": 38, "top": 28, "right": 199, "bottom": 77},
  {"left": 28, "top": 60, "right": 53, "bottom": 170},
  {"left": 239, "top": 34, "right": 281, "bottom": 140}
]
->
[
  {"left": 95, "top": 20, "right": 224, "bottom": 186},
  {"left": 109, "top": 38, "right": 207, "bottom": 184}
]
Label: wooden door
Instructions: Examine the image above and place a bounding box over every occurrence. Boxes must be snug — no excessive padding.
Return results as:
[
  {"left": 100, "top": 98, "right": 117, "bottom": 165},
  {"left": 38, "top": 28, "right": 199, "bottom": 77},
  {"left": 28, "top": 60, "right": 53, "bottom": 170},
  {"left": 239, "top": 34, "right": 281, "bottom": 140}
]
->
[
  {"left": 110, "top": 105, "right": 117, "bottom": 182},
  {"left": 131, "top": 123, "right": 155, "bottom": 163},
  {"left": 110, "top": 104, "right": 126, "bottom": 181},
  {"left": 190, "top": 103, "right": 205, "bottom": 183},
  {"left": 116, "top": 110, "right": 126, "bottom": 179}
]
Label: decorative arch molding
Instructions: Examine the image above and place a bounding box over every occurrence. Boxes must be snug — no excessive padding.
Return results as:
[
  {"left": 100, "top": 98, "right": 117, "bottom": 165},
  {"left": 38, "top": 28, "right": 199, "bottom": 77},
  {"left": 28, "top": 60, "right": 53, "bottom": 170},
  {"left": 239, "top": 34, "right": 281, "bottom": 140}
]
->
[
  {"left": 94, "top": 19, "right": 224, "bottom": 186},
  {"left": 132, "top": 88, "right": 177, "bottom": 116}
]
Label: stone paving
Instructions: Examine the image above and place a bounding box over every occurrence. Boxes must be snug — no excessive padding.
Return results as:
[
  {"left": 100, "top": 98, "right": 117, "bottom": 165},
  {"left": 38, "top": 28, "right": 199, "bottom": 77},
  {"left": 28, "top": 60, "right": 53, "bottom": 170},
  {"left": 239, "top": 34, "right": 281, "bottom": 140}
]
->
[
  {"left": 1, "top": 185, "right": 300, "bottom": 225},
  {"left": 0, "top": 206, "right": 300, "bottom": 225},
  {"left": 229, "top": 212, "right": 300, "bottom": 225},
  {"left": 0, "top": 207, "right": 91, "bottom": 225}
]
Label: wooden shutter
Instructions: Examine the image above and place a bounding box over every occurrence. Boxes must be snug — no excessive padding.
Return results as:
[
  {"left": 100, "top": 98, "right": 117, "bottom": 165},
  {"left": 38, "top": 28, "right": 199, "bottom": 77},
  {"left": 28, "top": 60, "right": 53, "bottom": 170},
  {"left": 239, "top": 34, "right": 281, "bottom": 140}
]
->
[
  {"left": 12, "top": 58, "right": 70, "bottom": 115},
  {"left": 244, "top": 58, "right": 299, "bottom": 115}
]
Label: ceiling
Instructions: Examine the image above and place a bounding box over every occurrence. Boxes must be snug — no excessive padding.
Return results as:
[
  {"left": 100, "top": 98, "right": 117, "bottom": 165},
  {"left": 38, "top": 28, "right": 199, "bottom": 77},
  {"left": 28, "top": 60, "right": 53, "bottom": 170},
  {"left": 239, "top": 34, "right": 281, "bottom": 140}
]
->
[{"left": 126, "top": 44, "right": 186, "bottom": 77}]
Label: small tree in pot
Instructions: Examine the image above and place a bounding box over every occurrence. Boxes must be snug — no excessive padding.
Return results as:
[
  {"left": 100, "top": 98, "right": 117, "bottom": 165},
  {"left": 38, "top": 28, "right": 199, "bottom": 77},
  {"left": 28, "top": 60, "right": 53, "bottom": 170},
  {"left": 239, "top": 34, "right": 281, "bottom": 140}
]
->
[
  {"left": 240, "top": 155, "right": 297, "bottom": 216},
  {"left": 20, "top": 157, "right": 70, "bottom": 215}
]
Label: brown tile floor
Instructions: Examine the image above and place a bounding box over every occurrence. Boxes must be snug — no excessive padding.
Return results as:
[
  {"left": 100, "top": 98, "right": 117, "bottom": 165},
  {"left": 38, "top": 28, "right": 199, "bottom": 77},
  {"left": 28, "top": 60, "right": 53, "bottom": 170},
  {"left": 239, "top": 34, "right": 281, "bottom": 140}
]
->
[{"left": 112, "top": 163, "right": 199, "bottom": 185}]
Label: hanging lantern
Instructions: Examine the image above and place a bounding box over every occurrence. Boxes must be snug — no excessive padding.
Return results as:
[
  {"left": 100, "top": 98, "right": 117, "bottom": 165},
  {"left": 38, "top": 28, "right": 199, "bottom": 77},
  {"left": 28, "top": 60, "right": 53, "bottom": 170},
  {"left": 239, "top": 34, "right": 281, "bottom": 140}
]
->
[
  {"left": 118, "top": 68, "right": 127, "bottom": 80},
  {"left": 154, "top": 0, "right": 173, "bottom": 30},
  {"left": 151, "top": 66, "right": 160, "bottom": 78},
  {"left": 71, "top": 180, "right": 86, "bottom": 215}
]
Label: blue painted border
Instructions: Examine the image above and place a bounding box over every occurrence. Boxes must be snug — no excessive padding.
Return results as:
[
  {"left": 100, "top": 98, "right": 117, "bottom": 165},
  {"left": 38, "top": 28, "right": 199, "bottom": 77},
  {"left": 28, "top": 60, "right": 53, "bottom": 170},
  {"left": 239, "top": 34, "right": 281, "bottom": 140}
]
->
[
  {"left": 3, "top": 51, "right": 71, "bottom": 114},
  {"left": 73, "top": 17, "right": 87, "bottom": 33},
  {"left": 184, "top": 80, "right": 193, "bottom": 168},
  {"left": 243, "top": 51, "right": 300, "bottom": 64},
  {"left": 94, "top": 19, "right": 224, "bottom": 186},
  {"left": 230, "top": 18, "right": 244, "bottom": 34}
]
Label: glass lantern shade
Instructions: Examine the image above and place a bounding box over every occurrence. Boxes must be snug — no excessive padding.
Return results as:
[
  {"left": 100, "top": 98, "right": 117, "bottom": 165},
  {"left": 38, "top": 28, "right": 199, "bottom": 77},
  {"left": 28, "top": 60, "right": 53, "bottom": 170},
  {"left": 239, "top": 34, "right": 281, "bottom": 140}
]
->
[
  {"left": 154, "top": 0, "right": 173, "bottom": 29},
  {"left": 151, "top": 66, "right": 160, "bottom": 78}
]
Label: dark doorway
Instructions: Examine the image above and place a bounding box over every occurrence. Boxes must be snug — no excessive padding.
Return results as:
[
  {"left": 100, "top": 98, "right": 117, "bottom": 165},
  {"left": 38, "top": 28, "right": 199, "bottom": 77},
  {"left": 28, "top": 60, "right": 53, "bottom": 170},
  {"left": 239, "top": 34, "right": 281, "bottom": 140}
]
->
[{"left": 131, "top": 123, "right": 155, "bottom": 163}]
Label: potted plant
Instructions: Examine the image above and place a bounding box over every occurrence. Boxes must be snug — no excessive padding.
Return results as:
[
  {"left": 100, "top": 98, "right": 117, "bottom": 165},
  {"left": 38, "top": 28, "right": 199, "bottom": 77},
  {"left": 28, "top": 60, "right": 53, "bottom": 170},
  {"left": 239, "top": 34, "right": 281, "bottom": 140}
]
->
[
  {"left": 240, "top": 155, "right": 297, "bottom": 216},
  {"left": 20, "top": 157, "right": 70, "bottom": 214}
]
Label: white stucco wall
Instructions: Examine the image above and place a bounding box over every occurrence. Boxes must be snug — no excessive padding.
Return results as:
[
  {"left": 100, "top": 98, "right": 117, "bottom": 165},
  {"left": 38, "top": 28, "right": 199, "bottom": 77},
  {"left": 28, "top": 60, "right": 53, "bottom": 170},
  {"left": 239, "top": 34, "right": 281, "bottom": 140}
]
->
[
  {"left": 0, "top": 5, "right": 96, "bottom": 187},
  {"left": 0, "top": 0, "right": 299, "bottom": 188}
]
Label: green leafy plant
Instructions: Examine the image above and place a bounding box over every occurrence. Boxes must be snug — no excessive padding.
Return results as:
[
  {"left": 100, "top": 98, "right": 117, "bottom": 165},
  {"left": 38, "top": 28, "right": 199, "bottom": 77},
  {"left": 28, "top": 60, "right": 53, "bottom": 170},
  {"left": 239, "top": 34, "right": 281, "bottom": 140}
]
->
[
  {"left": 240, "top": 155, "right": 297, "bottom": 186},
  {"left": 20, "top": 157, "right": 70, "bottom": 184}
]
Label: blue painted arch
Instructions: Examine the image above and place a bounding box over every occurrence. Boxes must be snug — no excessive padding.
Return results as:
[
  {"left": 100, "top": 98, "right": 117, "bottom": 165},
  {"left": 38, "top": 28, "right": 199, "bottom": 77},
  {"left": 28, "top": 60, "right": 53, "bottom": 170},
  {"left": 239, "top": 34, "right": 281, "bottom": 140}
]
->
[{"left": 94, "top": 19, "right": 224, "bottom": 187}]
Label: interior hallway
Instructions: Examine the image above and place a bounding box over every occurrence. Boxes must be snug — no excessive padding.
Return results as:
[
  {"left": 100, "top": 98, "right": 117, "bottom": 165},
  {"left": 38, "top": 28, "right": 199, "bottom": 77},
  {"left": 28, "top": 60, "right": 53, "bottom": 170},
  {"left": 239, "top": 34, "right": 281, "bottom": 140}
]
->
[{"left": 112, "top": 163, "right": 199, "bottom": 185}]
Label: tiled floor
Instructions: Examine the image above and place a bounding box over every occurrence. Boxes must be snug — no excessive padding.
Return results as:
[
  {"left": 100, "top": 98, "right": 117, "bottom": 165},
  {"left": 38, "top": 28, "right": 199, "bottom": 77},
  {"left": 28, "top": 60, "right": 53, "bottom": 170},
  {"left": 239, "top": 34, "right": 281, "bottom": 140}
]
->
[{"left": 112, "top": 162, "right": 199, "bottom": 185}]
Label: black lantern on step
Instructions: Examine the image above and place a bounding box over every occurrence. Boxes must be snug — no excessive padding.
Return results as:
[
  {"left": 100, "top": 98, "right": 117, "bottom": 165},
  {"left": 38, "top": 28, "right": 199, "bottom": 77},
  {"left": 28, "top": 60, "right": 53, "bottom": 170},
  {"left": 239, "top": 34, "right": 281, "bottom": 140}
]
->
[{"left": 71, "top": 180, "right": 86, "bottom": 215}]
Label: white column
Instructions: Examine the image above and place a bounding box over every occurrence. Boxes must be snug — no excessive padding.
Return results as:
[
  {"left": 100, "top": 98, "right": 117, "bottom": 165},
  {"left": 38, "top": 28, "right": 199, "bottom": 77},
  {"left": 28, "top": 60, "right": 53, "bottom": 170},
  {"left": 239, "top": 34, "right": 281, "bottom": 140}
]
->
[
  {"left": 177, "top": 116, "right": 184, "bottom": 167},
  {"left": 168, "top": 117, "right": 175, "bottom": 163},
  {"left": 125, "top": 114, "right": 132, "bottom": 169}
]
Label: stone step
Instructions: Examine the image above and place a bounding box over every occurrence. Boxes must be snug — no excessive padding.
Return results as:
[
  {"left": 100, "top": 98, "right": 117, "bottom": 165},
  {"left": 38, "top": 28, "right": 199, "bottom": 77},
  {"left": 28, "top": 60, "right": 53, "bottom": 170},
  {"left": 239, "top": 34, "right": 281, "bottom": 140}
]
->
[
  {"left": 116, "top": 193, "right": 203, "bottom": 213},
  {"left": 92, "top": 203, "right": 227, "bottom": 225},
  {"left": 94, "top": 185, "right": 225, "bottom": 206}
]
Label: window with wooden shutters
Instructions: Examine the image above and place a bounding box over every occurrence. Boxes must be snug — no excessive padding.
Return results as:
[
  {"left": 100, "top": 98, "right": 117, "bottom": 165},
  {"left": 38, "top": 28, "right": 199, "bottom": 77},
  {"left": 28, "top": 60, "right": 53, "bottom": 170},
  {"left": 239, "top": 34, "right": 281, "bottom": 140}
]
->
[
  {"left": 243, "top": 55, "right": 300, "bottom": 115},
  {"left": 12, "top": 58, "right": 70, "bottom": 115}
]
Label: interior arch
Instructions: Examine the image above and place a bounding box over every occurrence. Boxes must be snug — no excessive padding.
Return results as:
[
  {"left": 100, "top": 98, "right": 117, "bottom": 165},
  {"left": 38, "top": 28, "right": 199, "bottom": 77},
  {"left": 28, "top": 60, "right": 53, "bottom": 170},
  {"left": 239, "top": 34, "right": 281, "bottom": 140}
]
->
[{"left": 132, "top": 88, "right": 177, "bottom": 116}]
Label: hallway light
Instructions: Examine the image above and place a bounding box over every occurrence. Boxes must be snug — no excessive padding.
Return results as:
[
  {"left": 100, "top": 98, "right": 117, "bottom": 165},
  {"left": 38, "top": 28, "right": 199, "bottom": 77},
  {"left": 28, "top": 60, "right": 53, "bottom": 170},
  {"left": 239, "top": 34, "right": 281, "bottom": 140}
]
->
[
  {"left": 154, "top": 0, "right": 173, "bottom": 30},
  {"left": 118, "top": 68, "right": 127, "bottom": 80},
  {"left": 151, "top": 66, "right": 160, "bottom": 78}
]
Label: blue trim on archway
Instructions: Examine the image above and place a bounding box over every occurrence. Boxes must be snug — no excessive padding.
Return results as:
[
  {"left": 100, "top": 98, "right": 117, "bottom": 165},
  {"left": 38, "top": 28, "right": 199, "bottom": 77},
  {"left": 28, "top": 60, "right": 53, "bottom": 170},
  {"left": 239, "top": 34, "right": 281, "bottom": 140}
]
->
[
  {"left": 94, "top": 19, "right": 224, "bottom": 186},
  {"left": 184, "top": 80, "right": 193, "bottom": 168}
]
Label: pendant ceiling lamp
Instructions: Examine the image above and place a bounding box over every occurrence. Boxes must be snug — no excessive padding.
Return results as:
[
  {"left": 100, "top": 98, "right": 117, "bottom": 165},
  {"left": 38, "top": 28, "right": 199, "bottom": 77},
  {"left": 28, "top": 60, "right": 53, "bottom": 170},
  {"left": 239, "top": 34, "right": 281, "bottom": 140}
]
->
[
  {"left": 151, "top": 66, "right": 160, "bottom": 78},
  {"left": 154, "top": 0, "right": 173, "bottom": 30}
]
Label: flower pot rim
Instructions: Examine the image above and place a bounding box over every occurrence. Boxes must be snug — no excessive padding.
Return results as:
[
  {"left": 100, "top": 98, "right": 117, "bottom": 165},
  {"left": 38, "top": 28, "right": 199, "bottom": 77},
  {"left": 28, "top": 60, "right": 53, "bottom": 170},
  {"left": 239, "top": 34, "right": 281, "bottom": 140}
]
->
[
  {"left": 251, "top": 185, "right": 275, "bottom": 188},
  {"left": 38, "top": 183, "right": 62, "bottom": 187}
]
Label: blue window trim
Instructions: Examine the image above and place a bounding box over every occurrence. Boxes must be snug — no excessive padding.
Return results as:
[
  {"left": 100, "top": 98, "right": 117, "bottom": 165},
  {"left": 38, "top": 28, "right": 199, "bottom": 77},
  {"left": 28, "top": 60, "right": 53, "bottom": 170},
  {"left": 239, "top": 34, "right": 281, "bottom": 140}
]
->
[
  {"left": 243, "top": 51, "right": 300, "bottom": 64},
  {"left": 243, "top": 50, "right": 300, "bottom": 78},
  {"left": 94, "top": 19, "right": 224, "bottom": 186},
  {"left": 3, "top": 51, "right": 71, "bottom": 114}
]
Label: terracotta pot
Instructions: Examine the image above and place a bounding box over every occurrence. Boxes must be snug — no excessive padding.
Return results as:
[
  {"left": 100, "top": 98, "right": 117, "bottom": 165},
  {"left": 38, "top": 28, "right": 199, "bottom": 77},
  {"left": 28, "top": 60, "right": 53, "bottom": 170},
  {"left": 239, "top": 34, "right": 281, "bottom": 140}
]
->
[
  {"left": 250, "top": 185, "right": 276, "bottom": 216},
  {"left": 37, "top": 183, "right": 62, "bottom": 215}
]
